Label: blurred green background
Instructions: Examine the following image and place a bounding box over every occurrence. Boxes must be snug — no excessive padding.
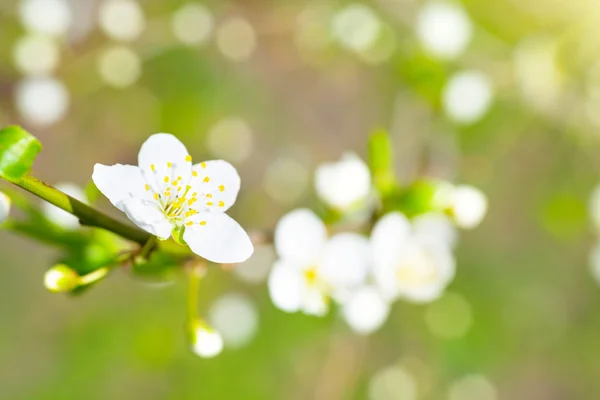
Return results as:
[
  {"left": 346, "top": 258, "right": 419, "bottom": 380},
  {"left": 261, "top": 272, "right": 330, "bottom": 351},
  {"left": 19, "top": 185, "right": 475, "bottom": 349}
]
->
[{"left": 2, "top": 0, "right": 600, "bottom": 399}]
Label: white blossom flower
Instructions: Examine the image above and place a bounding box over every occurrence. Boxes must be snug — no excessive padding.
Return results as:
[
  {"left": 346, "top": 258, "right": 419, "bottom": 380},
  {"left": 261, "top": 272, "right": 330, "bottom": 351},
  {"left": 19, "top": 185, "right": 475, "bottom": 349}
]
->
[
  {"left": 42, "top": 182, "right": 87, "bottom": 229},
  {"left": 191, "top": 323, "right": 223, "bottom": 358},
  {"left": 315, "top": 153, "right": 372, "bottom": 211},
  {"left": 371, "top": 212, "right": 456, "bottom": 303},
  {"left": 448, "top": 185, "right": 488, "bottom": 229},
  {"left": 92, "top": 133, "right": 253, "bottom": 263},
  {"left": 342, "top": 285, "right": 390, "bottom": 335},
  {"left": 268, "top": 209, "right": 369, "bottom": 316},
  {"left": 0, "top": 191, "right": 10, "bottom": 223}
]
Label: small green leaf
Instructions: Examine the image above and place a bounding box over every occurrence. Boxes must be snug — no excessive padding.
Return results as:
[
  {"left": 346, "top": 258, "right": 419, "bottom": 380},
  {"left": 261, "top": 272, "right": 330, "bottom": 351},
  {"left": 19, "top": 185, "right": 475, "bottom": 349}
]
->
[
  {"left": 369, "top": 129, "right": 396, "bottom": 197},
  {"left": 385, "top": 179, "right": 443, "bottom": 217},
  {"left": 0, "top": 126, "right": 42, "bottom": 180}
]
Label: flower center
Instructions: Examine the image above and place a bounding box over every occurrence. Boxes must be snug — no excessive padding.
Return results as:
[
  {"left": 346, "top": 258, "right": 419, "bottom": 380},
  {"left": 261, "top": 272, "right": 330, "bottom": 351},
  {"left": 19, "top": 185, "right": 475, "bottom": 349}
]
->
[
  {"left": 303, "top": 267, "right": 318, "bottom": 285},
  {"left": 396, "top": 250, "right": 437, "bottom": 288}
]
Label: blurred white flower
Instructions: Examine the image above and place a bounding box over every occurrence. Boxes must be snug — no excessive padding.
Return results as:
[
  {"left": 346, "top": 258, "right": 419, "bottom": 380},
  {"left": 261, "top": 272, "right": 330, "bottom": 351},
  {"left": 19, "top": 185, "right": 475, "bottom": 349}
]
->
[
  {"left": 315, "top": 153, "right": 371, "bottom": 212},
  {"left": 19, "top": 0, "right": 72, "bottom": 37},
  {"left": 0, "top": 192, "right": 11, "bottom": 223},
  {"left": 209, "top": 293, "right": 259, "bottom": 349},
  {"left": 371, "top": 212, "right": 455, "bottom": 303},
  {"left": 416, "top": 1, "right": 472, "bottom": 60},
  {"left": 42, "top": 182, "right": 87, "bottom": 229},
  {"left": 98, "top": 0, "right": 145, "bottom": 42},
  {"left": 369, "top": 365, "right": 418, "bottom": 400},
  {"left": 233, "top": 244, "right": 276, "bottom": 284},
  {"left": 216, "top": 17, "right": 257, "bottom": 62},
  {"left": 590, "top": 185, "right": 600, "bottom": 233},
  {"left": 448, "top": 184, "right": 488, "bottom": 229},
  {"left": 97, "top": 45, "right": 142, "bottom": 88},
  {"left": 448, "top": 374, "right": 497, "bottom": 400},
  {"left": 443, "top": 71, "right": 494, "bottom": 124},
  {"left": 13, "top": 34, "right": 60, "bottom": 76},
  {"left": 207, "top": 117, "right": 254, "bottom": 163},
  {"left": 191, "top": 323, "right": 223, "bottom": 358},
  {"left": 342, "top": 285, "right": 390, "bottom": 335},
  {"left": 331, "top": 3, "right": 382, "bottom": 52},
  {"left": 172, "top": 3, "right": 214, "bottom": 45},
  {"left": 15, "top": 76, "right": 69, "bottom": 126},
  {"left": 268, "top": 209, "right": 369, "bottom": 316},
  {"left": 589, "top": 242, "right": 600, "bottom": 285}
]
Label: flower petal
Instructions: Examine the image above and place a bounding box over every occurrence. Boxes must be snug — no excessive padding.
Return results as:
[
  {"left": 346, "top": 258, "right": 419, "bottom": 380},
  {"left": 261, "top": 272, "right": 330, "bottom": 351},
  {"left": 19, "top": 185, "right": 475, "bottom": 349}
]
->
[
  {"left": 92, "top": 163, "right": 147, "bottom": 211},
  {"left": 371, "top": 212, "right": 411, "bottom": 270},
  {"left": 413, "top": 212, "right": 458, "bottom": 248},
  {"left": 190, "top": 160, "right": 240, "bottom": 212},
  {"left": 184, "top": 212, "right": 253, "bottom": 263},
  {"left": 137, "top": 133, "right": 192, "bottom": 186},
  {"left": 274, "top": 209, "right": 327, "bottom": 266},
  {"left": 320, "top": 233, "right": 370, "bottom": 298},
  {"left": 342, "top": 285, "right": 390, "bottom": 335},
  {"left": 315, "top": 152, "right": 371, "bottom": 210},
  {"left": 301, "top": 286, "right": 329, "bottom": 316},
  {"left": 268, "top": 261, "right": 303, "bottom": 313},
  {"left": 122, "top": 198, "right": 172, "bottom": 240}
]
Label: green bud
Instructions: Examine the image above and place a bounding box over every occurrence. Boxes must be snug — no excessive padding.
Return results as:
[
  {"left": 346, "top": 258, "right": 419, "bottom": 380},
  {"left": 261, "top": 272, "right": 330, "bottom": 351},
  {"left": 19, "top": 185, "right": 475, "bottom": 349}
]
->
[
  {"left": 172, "top": 225, "right": 187, "bottom": 246},
  {"left": 44, "top": 264, "right": 80, "bottom": 293}
]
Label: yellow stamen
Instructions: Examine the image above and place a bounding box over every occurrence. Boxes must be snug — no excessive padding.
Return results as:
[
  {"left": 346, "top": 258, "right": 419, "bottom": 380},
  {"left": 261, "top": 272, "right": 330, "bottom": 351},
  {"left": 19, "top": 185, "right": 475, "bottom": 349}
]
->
[
  {"left": 185, "top": 155, "right": 192, "bottom": 162},
  {"left": 201, "top": 162, "right": 207, "bottom": 168},
  {"left": 203, "top": 176, "right": 210, "bottom": 183},
  {"left": 144, "top": 184, "right": 150, "bottom": 192},
  {"left": 192, "top": 171, "right": 198, "bottom": 177},
  {"left": 218, "top": 201, "right": 225, "bottom": 207},
  {"left": 186, "top": 221, "right": 193, "bottom": 226},
  {"left": 167, "top": 162, "right": 172, "bottom": 168},
  {"left": 304, "top": 268, "right": 318, "bottom": 285},
  {"left": 218, "top": 185, "right": 225, "bottom": 192},
  {"left": 206, "top": 193, "right": 213, "bottom": 198},
  {"left": 154, "top": 193, "right": 159, "bottom": 200},
  {"left": 200, "top": 221, "right": 207, "bottom": 226},
  {"left": 164, "top": 176, "right": 169, "bottom": 183},
  {"left": 206, "top": 202, "right": 214, "bottom": 206},
  {"left": 150, "top": 164, "right": 155, "bottom": 171}
]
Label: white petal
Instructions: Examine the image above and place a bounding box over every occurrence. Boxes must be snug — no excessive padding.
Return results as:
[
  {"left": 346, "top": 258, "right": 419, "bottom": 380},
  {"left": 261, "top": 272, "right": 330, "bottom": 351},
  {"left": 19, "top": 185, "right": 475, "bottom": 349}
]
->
[
  {"left": 122, "top": 198, "right": 172, "bottom": 240},
  {"left": 320, "top": 233, "right": 370, "bottom": 296},
  {"left": 137, "top": 133, "right": 192, "bottom": 184},
  {"left": 192, "top": 326, "right": 223, "bottom": 358},
  {"left": 42, "top": 182, "right": 86, "bottom": 229},
  {"left": 184, "top": 212, "right": 253, "bottom": 263},
  {"left": 342, "top": 286, "right": 390, "bottom": 335},
  {"left": 371, "top": 212, "right": 411, "bottom": 270},
  {"left": 315, "top": 152, "right": 371, "bottom": 210},
  {"left": 413, "top": 212, "right": 458, "bottom": 248},
  {"left": 274, "top": 208, "right": 327, "bottom": 266},
  {"left": 92, "top": 163, "right": 147, "bottom": 211},
  {"left": 450, "top": 185, "right": 487, "bottom": 229},
  {"left": 0, "top": 192, "right": 11, "bottom": 223},
  {"left": 301, "top": 286, "right": 329, "bottom": 316},
  {"left": 268, "top": 261, "right": 304, "bottom": 313},
  {"left": 190, "top": 160, "right": 240, "bottom": 212}
]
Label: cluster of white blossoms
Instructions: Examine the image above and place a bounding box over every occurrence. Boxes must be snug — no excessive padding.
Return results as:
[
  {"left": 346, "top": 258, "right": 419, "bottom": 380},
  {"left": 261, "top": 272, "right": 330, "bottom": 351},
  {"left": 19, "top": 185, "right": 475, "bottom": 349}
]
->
[{"left": 268, "top": 153, "right": 487, "bottom": 334}]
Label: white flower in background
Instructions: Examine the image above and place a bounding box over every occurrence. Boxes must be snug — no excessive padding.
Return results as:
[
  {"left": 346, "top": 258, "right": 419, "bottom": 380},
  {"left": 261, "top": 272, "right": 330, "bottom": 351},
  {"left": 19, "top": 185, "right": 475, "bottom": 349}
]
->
[
  {"left": 589, "top": 242, "right": 600, "bottom": 285},
  {"left": 42, "top": 182, "right": 87, "bottom": 229},
  {"left": 0, "top": 192, "right": 11, "bottom": 223},
  {"left": 590, "top": 185, "right": 600, "bottom": 233},
  {"left": 443, "top": 70, "right": 494, "bottom": 124},
  {"left": 216, "top": 17, "right": 257, "bottom": 62},
  {"left": 315, "top": 153, "right": 372, "bottom": 211},
  {"left": 191, "top": 323, "right": 223, "bottom": 358},
  {"left": 416, "top": 1, "right": 473, "bottom": 60},
  {"left": 207, "top": 117, "right": 254, "bottom": 163},
  {"left": 13, "top": 34, "right": 60, "bottom": 76},
  {"left": 97, "top": 45, "right": 142, "bottom": 88},
  {"left": 268, "top": 209, "right": 369, "bottom": 316},
  {"left": 331, "top": 3, "right": 382, "bottom": 52},
  {"left": 209, "top": 293, "right": 259, "bottom": 349},
  {"left": 371, "top": 212, "right": 456, "bottom": 303},
  {"left": 15, "top": 76, "right": 70, "bottom": 127},
  {"left": 342, "top": 285, "right": 390, "bottom": 335},
  {"left": 448, "top": 374, "right": 498, "bottom": 400},
  {"left": 19, "top": 0, "right": 72, "bottom": 37},
  {"left": 98, "top": 0, "right": 145, "bottom": 42},
  {"left": 448, "top": 184, "right": 488, "bottom": 229},
  {"left": 172, "top": 3, "right": 214, "bottom": 46},
  {"left": 369, "top": 365, "right": 418, "bottom": 400},
  {"left": 92, "top": 133, "right": 253, "bottom": 263}
]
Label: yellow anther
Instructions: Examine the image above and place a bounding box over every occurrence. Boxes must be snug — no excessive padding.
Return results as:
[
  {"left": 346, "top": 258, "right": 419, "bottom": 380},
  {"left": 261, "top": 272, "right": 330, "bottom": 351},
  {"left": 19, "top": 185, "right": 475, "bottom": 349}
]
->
[
  {"left": 167, "top": 162, "right": 172, "bottom": 168},
  {"left": 203, "top": 176, "right": 210, "bottom": 183},
  {"left": 200, "top": 221, "right": 207, "bottom": 226},
  {"left": 150, "top": 164, "right": 155, "bottom": 171},
  {"left": 164, "top": 191, "right": 170, "bottom": 196},
  {"left": 188, "top": 199, "right": 196, "bottom": 206},
  {"left": 192, "top": 171, "right": 198, "bottom": 177},
  {"left": 172, "top": 181, "right": 178, "bottom": 186},
  {"left": 185, "top": 155, "right": 192, "bottom": 162},
  {"left": 144, "top": 184, "right": 150, "bottom": 192},
  {"left": 218, "top": 185, "right": 225, "bottom": 192},
  {"left": 186, "top": 221, "right": 193, "bottom": 226},
  {"left": 177, "top": 176, "right": 182, "bottom": 181},
  {"left": 186, "top": 185, "right": 191, "bottom": 190},
  {"left": 192, "top": 192, "right": 197, "bottom": 197},
  {"left": 206, "top": 202, "right": 214, "bottom": 206},
  {"left": 201, "top": 162, "right": 207, "bottom": 168},
  {"left": 218, "top": 201, "right": 225, "bottom": 207},
  {"left": 177, "top": 186, "right": 182, "bottom": 191},
  {"left": 164, "top": 176, "right": 169, "bottom": 183},
  {"left": 206, "top": 193, "right": 213, "bottom": 198},
  {"left": 154, "top": 193, "right": 159, "bottom": 200}
]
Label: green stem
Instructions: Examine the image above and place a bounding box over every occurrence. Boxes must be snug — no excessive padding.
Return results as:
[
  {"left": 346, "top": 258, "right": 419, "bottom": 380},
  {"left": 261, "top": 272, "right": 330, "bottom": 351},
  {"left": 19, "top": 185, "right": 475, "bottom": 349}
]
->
[
  {"left": 3, "top": 174, "right": 151, "bottom": 245},
  {"left": 187, "top": 264, "right": 204, "bottom": 327}
]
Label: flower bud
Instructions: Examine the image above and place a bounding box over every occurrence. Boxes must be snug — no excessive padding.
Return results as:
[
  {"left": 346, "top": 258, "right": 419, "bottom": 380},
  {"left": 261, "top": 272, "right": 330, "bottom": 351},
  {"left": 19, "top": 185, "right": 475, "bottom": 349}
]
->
[
  {"left": 448, "top": 185, "right": 488, "bottom": 229},
  {"left": 44, "top": 264, "right": 79, "bottom": 293},
  {"left": 0, "top": 191, "right": 11, "bottom": 223},
  {"left": 190, "top": 321, "right": 223, "bottom": 358}
]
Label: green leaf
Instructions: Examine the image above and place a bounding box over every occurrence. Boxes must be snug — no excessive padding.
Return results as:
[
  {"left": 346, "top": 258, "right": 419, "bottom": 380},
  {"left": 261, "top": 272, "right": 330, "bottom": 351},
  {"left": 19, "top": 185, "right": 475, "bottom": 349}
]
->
[
  {"left": 0, "top": 126, "right": 42, "bottom": 180},
  {"left": 385, "top": 179, "right": 443, "bottom": 218},
  {"left": 368, "top": 129, "right": 396, "bottom": 197}
]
